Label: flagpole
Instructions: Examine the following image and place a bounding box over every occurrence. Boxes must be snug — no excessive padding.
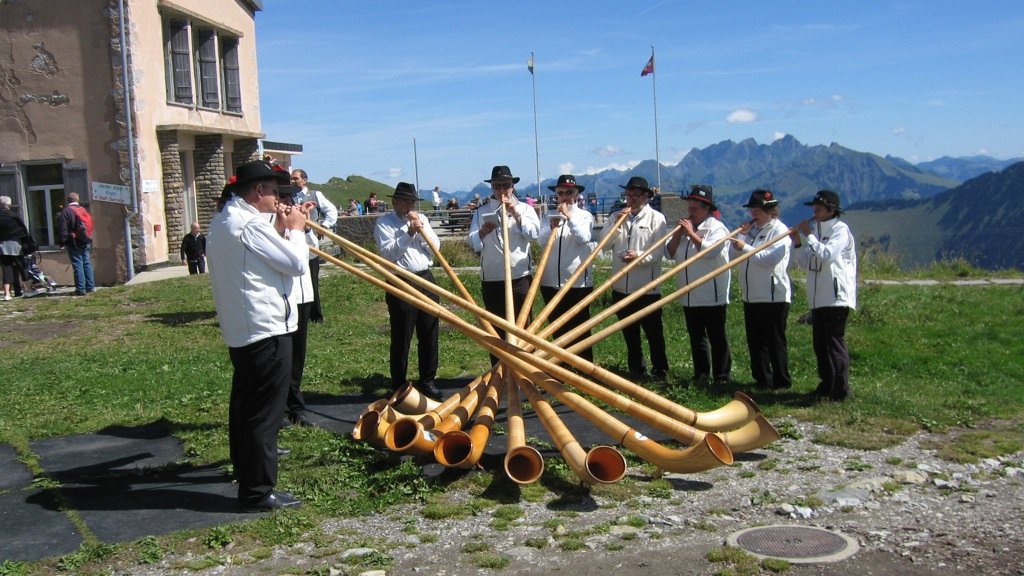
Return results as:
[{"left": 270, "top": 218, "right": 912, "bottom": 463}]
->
[
  {"left": 413, "top": 137, "right": 420, "bottom": 195},
  {"left": 649, "top": 46, "right": 661, "bottom": 192},
  {"left": 529, "top": 51, "right": 541, "bottom": 202}
]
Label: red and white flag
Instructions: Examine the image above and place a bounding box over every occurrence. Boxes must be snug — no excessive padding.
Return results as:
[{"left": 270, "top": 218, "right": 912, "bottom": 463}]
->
[{"left": 640, "top": 54, "right": 654, "bottom": 77}]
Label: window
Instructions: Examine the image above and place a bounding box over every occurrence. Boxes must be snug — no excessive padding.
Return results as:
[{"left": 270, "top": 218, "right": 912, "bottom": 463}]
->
[
  {"left": 220, "top": 37, "right": 241, "bottom": 113},
  {"left": 167, "top": 20, "right": 193, "bottom": 105},
  {"left": 194, "top": 28, "right": 219, "bottom": 109},
  {"left": 163, "top": 16, "right": 243, "bottom": 114}
]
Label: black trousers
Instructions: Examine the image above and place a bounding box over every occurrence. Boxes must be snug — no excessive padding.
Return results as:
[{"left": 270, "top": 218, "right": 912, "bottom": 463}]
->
[
  {"left": 285, "top": 302, "right": 311, "bottom": 418},
  {"left": 228, "top": 333, "right": 292, "bottom": 504},
  {"left": 386, "top": 269, "right": 440, "bottom": 388},
  {"left": 612, "top": 290, "right": 668, "bottom": 375},
  {"left": 540, "top": 285, "right": 593, "bottom": 363},
  {"left": 481, "top": 276, "right": 531, "bottom": 365},
  {"left": 186, "top": 258, "right": 206, "bottom": 274},
  {"left": 683, "top": 304, "right": 732, "bottom": 381},
  {"left": 812, "top": 306, "right": 851, "bottom": 399},
  {"left": 743, "top": 302, "right": 792, "bottom": 388},
  {"left": 309, "top": 257, "right": 324, "bottom": 323}
]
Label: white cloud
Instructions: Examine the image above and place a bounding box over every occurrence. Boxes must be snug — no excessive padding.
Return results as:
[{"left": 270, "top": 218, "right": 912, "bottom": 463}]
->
[
  {"left": 558, "top": 162, "right": 575, "bottom": 174},
  {"left": 379, "top": 167, "right": 403, "bottom": 180},
  {"left": 726, "top": 108, "right": 759, "bottom": 124},
  {"left": 892, "top": 127, "right": 907, "bottom": 137},
  {"left": 772, "top": 131, "right": 787, "bottom": 141},
  {"left": 580, "top": 160, "right": 641, "bottom": 175},
  {"left": 592, "top": 145, "right": 623, "bottom": 157},
  {"left": 977, "top": 148, "right": 989, "bottom": 155}
]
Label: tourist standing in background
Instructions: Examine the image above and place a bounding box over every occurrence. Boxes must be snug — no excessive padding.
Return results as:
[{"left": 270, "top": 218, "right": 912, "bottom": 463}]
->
[
  {"left": 0, "top": 195, "right": 28, "bottom": 300},
  {"left": 600, "top": 176, "right": 668, "bottom": 381},
  {"left": 538, "top": 175, "right": 595, "bottom": 362},
  {"left": 791, "top": 190, "right": 857, "bottom": 402},
  {"left": 179, "top": 222, "right": 207, "bottom": 274},
  {"left": 57, "top": 192, "right": 95, "bottom": 296},
  {"left": 730, "top": 189, "right": 792, "bottom": 390},
  {"left": 432, "top": 186, "right": 442, "bottom": 211},
  {"left": 667, "top": 184, "right": 732, "bottom": 387}
]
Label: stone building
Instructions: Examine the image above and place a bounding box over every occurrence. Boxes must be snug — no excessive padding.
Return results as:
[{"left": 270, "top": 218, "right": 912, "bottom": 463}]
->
[{"left": 0, "top": 0, "right": 272, "bottom": 285}]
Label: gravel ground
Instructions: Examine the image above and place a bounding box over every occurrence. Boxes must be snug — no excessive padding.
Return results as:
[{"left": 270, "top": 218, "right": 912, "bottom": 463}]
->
[{"left": 137, "top": 419, "right": 1024, "bottom": 576}]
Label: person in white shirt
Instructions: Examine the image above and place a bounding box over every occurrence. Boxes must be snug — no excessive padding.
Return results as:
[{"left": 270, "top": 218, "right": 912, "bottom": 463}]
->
[
  {"left": 207, "top": 160, "right": 311, "bottom": 511},
  {"left": 667, "top": 184, "right": 732, "bottom": 387},
  {"left": 730, "top": 189, "right": 793, "bottom": 390},
  {"left": 538, "top": 175, "right": 595, "bottom": 362},
  {"left": 468, "top": 166, "right": 540, "bottom": 362},
  {"left": 374, "top": 182, "right": 443, "bottom": 400},
  {"left": 599, "top": 176, "right": 668, "bottom": 381},
  {"left": 791, "top": 190, "right": 857, "bottom": 402},
  {"left": 432, "top": 186, "right": 442, "bottom": 211},
  {"left": 290, "top": 169, "right": 338, "bottom": 323}
]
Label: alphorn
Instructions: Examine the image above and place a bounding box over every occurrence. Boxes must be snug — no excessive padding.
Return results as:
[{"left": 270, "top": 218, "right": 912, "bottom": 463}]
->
[
  {"left": 308, "top": 221, "right": 759, "bottom": 432},
  {"left": 517, "top": 375, "right": 626, "bottom": 484},
  {"left": 433, "top": 369, "right": 503, "bottom": 469},
  {"left": 503, "top": 367, "right": 544, "bottom": 484},
  {"left": 314, "top": 245, "right": 735, "bottom": 474}
]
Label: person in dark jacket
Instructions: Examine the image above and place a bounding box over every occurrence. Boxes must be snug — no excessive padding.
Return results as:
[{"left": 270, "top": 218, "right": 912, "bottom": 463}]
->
[
  {"left": 56, "top": 192, "right": 96, "bottom": 296},
  {"left": 0, "top": 195, "right": 29, "bottom": 300},
  {"left": 180, "top": 222, "right": 207, "bottom": 274}
]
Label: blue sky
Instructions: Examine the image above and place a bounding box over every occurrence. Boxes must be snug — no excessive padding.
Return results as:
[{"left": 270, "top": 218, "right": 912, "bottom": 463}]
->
[{"left": 255, "top": 1, "right": 1023, "bottom": 193}]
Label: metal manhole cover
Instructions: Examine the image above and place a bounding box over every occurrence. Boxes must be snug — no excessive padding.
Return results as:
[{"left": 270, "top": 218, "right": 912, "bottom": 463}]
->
[{"left": 727, "top": 525, "right": 859, "bottom": 564}]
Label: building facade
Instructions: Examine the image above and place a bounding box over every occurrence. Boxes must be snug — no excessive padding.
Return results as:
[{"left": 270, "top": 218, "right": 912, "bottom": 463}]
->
[{"left": 0, "top": 0, "right": 266, "bottom": 285}]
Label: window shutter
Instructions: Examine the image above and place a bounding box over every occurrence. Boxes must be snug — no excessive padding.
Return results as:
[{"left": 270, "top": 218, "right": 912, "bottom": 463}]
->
[
  {"left": 221, "top": 37, "right": 241, "bottom": 113},
  {"left": 0, "top": 165, "right": 20, "bottom": 207},
  {"left": 64, "top": 164, "right": 89, "bottom": 203},
  {"left": 169, "top": 20, "right": 193, "bottom": 104},
  {"left": 196, "top": 29, "right": 219, "bottom": 109}
]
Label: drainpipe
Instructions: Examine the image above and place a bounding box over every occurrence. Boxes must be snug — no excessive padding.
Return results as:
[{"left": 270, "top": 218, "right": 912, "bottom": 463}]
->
[{"left": 118, "top": 0, "right": 137, "bottom": 280}]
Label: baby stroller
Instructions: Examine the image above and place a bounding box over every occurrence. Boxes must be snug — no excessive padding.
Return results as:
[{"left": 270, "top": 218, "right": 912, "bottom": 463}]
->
[{"left": 21, "top": 252, "right": 58, "bottom": 292}]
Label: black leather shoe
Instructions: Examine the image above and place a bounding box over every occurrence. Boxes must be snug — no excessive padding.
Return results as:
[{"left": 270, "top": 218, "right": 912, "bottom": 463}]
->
[
  {"left": 290, "top": 414, "right": 315, "bottom": 428},
  {"left": 419, "top": 381, "right": 443, "bottom": 400},
  {"left": 242, "top": 491, "right": 302, "bottom": 511}
]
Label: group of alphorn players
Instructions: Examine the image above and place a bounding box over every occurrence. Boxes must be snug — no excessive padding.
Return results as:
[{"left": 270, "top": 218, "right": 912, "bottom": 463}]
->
[{"left": 323, "top": 165, "right": 857, "bottom": 484}]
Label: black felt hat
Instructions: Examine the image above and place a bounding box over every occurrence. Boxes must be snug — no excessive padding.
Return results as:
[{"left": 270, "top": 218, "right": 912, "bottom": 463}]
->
[
  {"left": 804, "top": 189, "right": 842, "bottom": 213},
  {"left": 742, "top": 189, "right": 779, "bottom": 209},
  {"left": 484, "top": 165, "right": 520, "bottom": 184},
  {"left": 684, "top": 184, "right": 717, "bottom": 211},
  {"left": 547, "top": 174, "right": 585, "bottom": 194},
  {"left": 618, "top": 176, "right": 653, "bottom": 196},
  {"left": 230, "top": 160, "right": 291, "bottom": 190},
  {"left": 390, "top": 182, "right": 422, "bottom": 201}
]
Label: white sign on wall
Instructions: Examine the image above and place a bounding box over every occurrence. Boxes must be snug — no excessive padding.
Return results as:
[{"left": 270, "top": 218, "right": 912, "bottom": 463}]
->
[
  {"left": 91, "top": 181, "right": 130, "bottom": 205},
  {"left": 142, "top": 179, "right": 160, "bottom": 193}
]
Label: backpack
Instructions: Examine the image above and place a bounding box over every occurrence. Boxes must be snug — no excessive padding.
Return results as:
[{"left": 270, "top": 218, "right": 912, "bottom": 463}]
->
[{"left": 70, "top": 205, "right": 94, "bottom": 246}]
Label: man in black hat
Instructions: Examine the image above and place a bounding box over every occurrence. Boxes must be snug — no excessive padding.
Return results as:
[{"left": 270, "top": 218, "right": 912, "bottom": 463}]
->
[
  {"left": 791, "top": 190, "right": 857, "bottom": 401},
  {"left": 730, "top": 189, "right": 793, "bottom": 390},
  {"left": 207, "top": 159, "right": 314, "bottom": 511},
  {"left": 373, "top": 182, "right": 443, "bottom": 400},
  {"left": 539, "top": 174, "right": 596, "bottom": 362},
  {"left": 668, "top": 184, "right": 732, "bottom": 387},
  {"left": 469, "top": 166, "right": 540, "bottom": 361},
  {"left": 599, "top": 176, "right": 669, "bottom": 380}
]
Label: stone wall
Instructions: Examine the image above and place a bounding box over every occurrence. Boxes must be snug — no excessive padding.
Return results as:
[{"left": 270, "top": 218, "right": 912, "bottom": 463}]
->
[
  {"left": 232, "top": 138, "right": 260, "bottom": 171},
  {"left": 158, "top": 130, "right": 186, "bottom": 262},
  {"left": 194, "top": 134, "right": 225, "bottom": 226},
  {"left": 333, "top": 214, "right": 382, "bottom": 254}
]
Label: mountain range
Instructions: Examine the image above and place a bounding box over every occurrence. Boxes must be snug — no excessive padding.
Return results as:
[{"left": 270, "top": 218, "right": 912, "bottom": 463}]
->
[
  {"left": 462, "top": 136, "right": 1017, "bottom": 223},
  {"left": 845, "top": 161, "right": 1024, "bottom": 270}
]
